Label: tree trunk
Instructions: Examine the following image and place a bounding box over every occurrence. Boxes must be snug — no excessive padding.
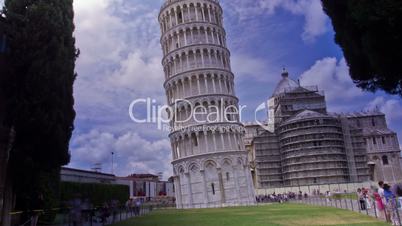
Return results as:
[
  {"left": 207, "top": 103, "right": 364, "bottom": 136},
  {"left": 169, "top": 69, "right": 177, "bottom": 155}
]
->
[
  {"left": 1, "top": 128, "right": 15, "bottom": 226},
  {"left": 1, "top": 176, "right": 12, "bottom": 226}
]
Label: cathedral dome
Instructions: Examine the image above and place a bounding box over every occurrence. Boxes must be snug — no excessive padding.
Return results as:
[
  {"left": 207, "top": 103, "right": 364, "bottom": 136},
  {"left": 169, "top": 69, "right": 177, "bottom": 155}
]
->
[
  {"left": 285, "top": 110, "right": 328, "bottom": 124},
  {"left": 272, "top": 69, "right": 299, "bottom": 96}
]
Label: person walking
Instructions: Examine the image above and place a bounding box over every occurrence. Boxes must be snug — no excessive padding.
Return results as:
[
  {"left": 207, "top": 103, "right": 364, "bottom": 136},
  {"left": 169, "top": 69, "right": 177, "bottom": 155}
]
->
[{"left": 384, "top": 184, "right": 400, "bottom": 226}]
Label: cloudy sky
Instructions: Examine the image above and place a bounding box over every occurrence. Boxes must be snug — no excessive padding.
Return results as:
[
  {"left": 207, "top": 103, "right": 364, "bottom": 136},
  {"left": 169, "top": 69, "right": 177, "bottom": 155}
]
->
[{"left": 2, "top": 0, "right": 402, "bottom": 179}]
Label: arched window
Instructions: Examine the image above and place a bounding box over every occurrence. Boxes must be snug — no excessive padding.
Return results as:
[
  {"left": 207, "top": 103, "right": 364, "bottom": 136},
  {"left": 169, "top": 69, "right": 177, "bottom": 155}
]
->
[
  {"left": 226, "top": 172, "right": 230, "bottom": 181},
  {"left": 382, "top": 156, "right": 389, "bottom": 165},
  {"left": 211, "top": 183, "right": 215, "bottom": 195}
]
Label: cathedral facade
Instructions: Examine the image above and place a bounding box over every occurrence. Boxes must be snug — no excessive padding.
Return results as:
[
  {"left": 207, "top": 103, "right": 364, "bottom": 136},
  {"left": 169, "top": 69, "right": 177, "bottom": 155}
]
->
[
  {"left": 159, "top": 0, "right": 255, "bottom": 208},
  {"left": 245, "top": 70, "right": 402, "bottom": 189}
]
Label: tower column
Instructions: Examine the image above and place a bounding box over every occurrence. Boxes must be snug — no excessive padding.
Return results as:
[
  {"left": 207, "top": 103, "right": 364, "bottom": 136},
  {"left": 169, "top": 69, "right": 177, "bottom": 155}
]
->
[
  {"left": 232, "top": 166, "right": 241, "bottom": 203},
  {"left": 204, "top": 75, "right": 209, "bottom": 93},
  {"left": 197, "top": 76, "right": 201, "bottom": 95},
  {"left": 218, "top": 77, "right": 223, "bottom": 93},
  {"left": 175, "top": 9, "right": 179, "bottom": 25},
  {"left": 220, "top": 131, "right": 225, "bottom": 150},
  {"left": 160, "top": 0, "right": 255, "bottom": 209},
  {"left": 228, "top": 131, "right": 233, "bottom": 150},
  {"left": 190, "top": 29, "right": 194, "bottom": 45},
  {"left": 184, "top": 30, "right": 188, "bottom": 45},
  {"left": 212, "top": 131, "right": 217, "bottom": 151},
  {"left": 203, "top": 130, "right": 209, "bottom": 152},
  {"left": 185, "top": 172, "right": 193, "bottom": 207},
  {"left": 186, "top": 53, "right": 190, "bottom": 70},
  {"left": 200, "top": 170, "right": 209, "bottom": 206},
  {"left": 189, "top": 76, "right": 193, "bottom": 96},
  {"left": 195, "top": 5, "right": 199, "bottom": 21},
  {"left": 208, "top": 6, "right": 212, "bottom": 22},
  {"left": 175, "top": 176, "right": 183, "bottom": 208},
  {"left": 212, "top": 75, "right": 216, "bottom": 93}
]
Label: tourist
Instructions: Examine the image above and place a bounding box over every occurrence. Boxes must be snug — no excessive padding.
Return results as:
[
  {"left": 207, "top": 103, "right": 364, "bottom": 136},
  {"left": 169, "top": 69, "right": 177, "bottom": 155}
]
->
[
  {"left": 384, "top": 184, "right": 400, "bottom": 225},
  {"left": 81, "top": 198, "right": 92, "bottom": 223},
  {"left": 100, "top": 202, "right": 110, "bottom": 224},
  {"left": 363, "top": 188, "right": 371, "bottom": 209},
  {"left": 70, "top": 194, "right": 83, "bottom": 226},
  {"left": 357, "top": 188, "right": 366, "bottom": 210},
  {"left": 135, "top": 198, "right": 142, "bottom": 216},
  {"left": 379, "top": 181, "right": 385, "bottom": 196},
  {"left": 374, "top": 192, "right": 385, "bottom": 219},
  {"left": 325, "top": 191, "right": 331, "bottom": 203},
  {"left": 125, "top": 198, "right": 132, "bottom": 215},
  {"left": 111, "top": 199, "right": 119, "bottom": 223}
]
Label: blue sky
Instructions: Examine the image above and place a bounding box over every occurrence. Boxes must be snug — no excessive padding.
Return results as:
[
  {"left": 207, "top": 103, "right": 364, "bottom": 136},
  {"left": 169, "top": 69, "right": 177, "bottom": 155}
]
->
[{"left": 2, "top": 0, "right": 401, "bottom": 179}]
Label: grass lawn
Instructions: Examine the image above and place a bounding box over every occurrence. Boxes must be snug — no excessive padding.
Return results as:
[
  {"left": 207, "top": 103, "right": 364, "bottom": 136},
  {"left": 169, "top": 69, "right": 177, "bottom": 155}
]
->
[{"left": 113, "top": 203, "right": 389, "bottom": 226}]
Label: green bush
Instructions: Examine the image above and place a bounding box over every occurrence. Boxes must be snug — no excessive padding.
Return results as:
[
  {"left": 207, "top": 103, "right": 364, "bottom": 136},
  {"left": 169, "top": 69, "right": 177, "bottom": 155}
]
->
[{"left": 60, "top": 182, "right": 129, "bottom": 207}]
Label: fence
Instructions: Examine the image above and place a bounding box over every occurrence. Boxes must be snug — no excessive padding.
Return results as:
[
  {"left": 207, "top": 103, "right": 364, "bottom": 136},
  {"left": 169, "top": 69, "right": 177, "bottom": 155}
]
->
[
  {"left": 291, "top": 196, "right": 402, "bottom": 225},
  {"left": 8, "top": 203, "right": 175, "bottom": 226},
  {"left": 255, "top": 181, "right": 376, "bottom": 196}
]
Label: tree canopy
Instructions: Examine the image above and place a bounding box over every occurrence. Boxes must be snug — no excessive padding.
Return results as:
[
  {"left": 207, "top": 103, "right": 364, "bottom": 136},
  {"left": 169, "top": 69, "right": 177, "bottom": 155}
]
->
[
  {"left": 322, "top": 0, "right": 402, "bottom": 96},
  {"left": 3, "top": 0, "right": 77, "bottom": 210}
]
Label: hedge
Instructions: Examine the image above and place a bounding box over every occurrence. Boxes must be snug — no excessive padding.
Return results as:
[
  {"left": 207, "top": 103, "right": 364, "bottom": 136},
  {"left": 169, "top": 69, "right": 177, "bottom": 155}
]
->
[{"left": 60, "top": 182, "right": 129, "bottom": 207}]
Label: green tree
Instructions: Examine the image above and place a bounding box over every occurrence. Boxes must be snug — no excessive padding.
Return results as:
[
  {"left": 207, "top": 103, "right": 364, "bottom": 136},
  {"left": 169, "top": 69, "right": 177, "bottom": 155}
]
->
[
  {"left": 2, "top": 0, "right": 77, "bottom": 211},
  {"left": 322, "top": 0, "right": 402, "bottom": 96}
]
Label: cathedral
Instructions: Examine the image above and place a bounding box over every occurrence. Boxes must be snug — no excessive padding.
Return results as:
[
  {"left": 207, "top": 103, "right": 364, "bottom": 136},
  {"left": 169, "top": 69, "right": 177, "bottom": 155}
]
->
[{"left": 245, "top": 70, "right": 402, "bottom": 189}]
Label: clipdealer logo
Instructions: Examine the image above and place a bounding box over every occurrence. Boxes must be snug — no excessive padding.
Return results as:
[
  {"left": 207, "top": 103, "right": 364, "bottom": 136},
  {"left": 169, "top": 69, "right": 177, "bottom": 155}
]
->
[{"left": 128, "top": 98, "right": 249, "bottom": 132}]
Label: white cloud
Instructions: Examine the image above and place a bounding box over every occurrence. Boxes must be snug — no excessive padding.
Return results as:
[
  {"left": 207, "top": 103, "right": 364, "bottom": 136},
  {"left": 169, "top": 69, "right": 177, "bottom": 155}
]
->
[
  {"left": 70, "top": 0, "right": 170, "bottom": 178},
  {"left": 223, "top": 0, "right": 329, "bottom": 42},
  {"left": 70, "top": 130, "right": 172, "bottom": 179},
  {"left": 108, "top": 52, "right": 164, "bottom": 99},
  {"left": 281, "top": 0, "right": 328, "bottom": 42},
  {"left": 74, "top": 0, "right": 126, "bottom": 67},
  {"left": 300, "top": 57, "right": 364, "bottom": 101},
  {"left": 365, "top": 97, "right": 402, "bottom": 122},
  {"left": 231, "top": 53, "right": 277, "bottom": 82}
]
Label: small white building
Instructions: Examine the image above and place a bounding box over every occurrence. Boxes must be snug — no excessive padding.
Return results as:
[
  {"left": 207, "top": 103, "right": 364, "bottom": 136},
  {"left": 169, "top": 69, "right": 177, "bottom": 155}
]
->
[
  {"left": 118, "top": 174, "right": 175, "bottom": 199},
  {"left": 61, "top": 167, "right": 116, "bottom": 184}
]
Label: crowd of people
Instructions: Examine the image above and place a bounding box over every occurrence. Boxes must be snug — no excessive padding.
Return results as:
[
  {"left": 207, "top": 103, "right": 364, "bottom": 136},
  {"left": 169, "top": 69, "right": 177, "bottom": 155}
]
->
[
  {"left": 357, "top": 181, "right": 402, "bottom": 226},
  {"left": 256, "top": 191, "right": 308, "bottom": 203},
  {"left": 256, "top": 181, "right": 402, "bottom": 226},
  {"left": 67, "top": 196, "right": 144, "bottom": 226}
]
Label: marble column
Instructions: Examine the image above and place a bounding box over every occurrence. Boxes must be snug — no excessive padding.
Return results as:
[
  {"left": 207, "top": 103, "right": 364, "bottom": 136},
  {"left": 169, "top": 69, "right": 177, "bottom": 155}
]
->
[
  {"left": 186, "top": 172, "right": 193, "bottom": 207},
  {"left": 200, "top": 170, "right": 209, "bottom": 207}
]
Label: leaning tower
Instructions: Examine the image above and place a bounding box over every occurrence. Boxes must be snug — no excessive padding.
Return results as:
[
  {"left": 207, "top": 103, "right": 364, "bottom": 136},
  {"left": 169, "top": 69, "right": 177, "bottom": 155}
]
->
[{"left": 159, "top": 0, "right": 255, "bottom": 208}]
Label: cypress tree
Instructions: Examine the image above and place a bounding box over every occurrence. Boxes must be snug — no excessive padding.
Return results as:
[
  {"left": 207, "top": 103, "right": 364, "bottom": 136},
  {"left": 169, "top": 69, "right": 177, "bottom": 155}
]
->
[
  {"left": 3, "top": 0, "right": 77, "bottom": 211},
  {"left": 322, "top": 0, "right": 402, "bottom": 96}
]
